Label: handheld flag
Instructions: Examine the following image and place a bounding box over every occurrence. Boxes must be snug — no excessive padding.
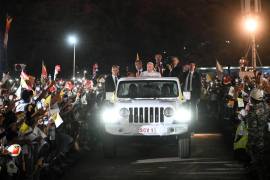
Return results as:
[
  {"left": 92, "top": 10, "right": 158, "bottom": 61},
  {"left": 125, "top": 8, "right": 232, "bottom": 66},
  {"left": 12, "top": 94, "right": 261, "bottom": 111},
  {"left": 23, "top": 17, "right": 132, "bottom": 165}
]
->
[
  {"left": 50, "top": 113, "right": 64, "bottom": 128},
  {"left": 44, "top": 95, "right": 52, "bottom": 107},
  {"left": 20, "top": 70, "right": 29, "bottom": 81},
  {"left": 136, "top": 52, "right": 140, "bottom": 61},
  {"left": 4, "top": 16, "right": 13, "bottom": 48},
  {"left": 65, "top": 81, "right": 74, "bottom": 91},
  {"left": 41, "top": 61, "right": 48, "bottom": 84},
  {"left": 54, "top": 65, "right": 61, "bottom": 80},
  {"left": 216, "top": 60, "right": 224, "bottom": 80}
]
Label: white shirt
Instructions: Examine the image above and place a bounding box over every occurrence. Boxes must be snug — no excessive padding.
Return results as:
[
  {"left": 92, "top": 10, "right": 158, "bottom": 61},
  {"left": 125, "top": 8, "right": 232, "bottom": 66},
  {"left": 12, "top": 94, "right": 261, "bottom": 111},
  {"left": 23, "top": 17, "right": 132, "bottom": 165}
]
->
[
  {"left": 112, "top": 75, "right": 118, "bottom": 87},
  {"left": 184, "top": 71, "right": 194, "bottom": 91},
  {"left": 140, "top": 71, "right": 161, "bottom": 78}
]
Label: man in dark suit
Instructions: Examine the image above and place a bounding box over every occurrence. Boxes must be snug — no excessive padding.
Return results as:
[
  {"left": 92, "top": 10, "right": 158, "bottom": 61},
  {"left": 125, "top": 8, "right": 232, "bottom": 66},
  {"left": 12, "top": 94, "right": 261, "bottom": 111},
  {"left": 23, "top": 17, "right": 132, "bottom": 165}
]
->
[
  {"left": 170, "top": 56, "right": 183, "bottom": 81},
  {"left": 154, "top": 53, "right": 165, "bottom": 76},
  {"left": 105, "top": 65, "right": 119, "bottom": 92},
  {"left": 134, "top": 60, "right": 144, "bottom": 77},
  {"left": 183, "top": 62, "right": 201, "bottom": 102},
  {"left": 183, "top": 62, "right": 201, "bottom": 125}
]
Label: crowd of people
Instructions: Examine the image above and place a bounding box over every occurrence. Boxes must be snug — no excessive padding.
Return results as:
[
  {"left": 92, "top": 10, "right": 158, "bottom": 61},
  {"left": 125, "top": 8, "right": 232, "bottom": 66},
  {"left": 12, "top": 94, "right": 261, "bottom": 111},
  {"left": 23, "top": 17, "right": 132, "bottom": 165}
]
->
[
  {"left": 0, "top": 52, "right": 270, "bottom": 180},
  {"left": 0, "top": 67, "right": 98, "bottom": 180},
  {"left": 201, "top": 68, "right": 270, "bottom": 180}
]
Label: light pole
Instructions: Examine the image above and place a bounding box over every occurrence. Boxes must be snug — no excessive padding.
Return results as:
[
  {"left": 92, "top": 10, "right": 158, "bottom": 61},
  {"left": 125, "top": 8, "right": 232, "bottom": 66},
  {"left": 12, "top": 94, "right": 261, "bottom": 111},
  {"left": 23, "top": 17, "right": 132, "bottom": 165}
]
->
[
  {"left": 244, "top": 17, "right": 258, "bottom": 69},
  {"left": 67, "top": 35, "right": 78, "bottom": 78}
]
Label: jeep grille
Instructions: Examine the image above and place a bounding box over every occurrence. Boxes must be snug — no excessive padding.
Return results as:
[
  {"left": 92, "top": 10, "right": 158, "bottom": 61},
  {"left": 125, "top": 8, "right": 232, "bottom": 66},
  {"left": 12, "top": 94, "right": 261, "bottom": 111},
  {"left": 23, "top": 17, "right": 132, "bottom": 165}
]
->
[{"left": 128, "top": 107, "right": 164, "bottom": 123}]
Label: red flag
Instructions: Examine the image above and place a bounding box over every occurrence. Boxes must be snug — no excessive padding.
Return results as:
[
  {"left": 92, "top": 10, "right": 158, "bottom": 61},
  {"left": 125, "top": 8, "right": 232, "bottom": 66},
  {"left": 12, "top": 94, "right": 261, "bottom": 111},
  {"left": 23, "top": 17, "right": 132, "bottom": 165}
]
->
[
  {"left": 41, "top": 61, "right": 48, "bottom": 78},
  {"left": 55, "top": 65, "right": 61, "bottom": 73},
  {"left": 4, "top": 16, "right": 12, "bottom": 48},
  {"left": 54, "top": 65, "right": 61, "bottom": 80},
  {"left": 65, "top": 81, "right": 74, "bottom": 91},
  {"left": 49, "top": 85, "right": 57, "bottom": 93},
  {"left": 84, "top": 80, "right": 93, "bottom": 90},
  {"left": 20, "top": 70, "right": 29, "bottom": 80}
]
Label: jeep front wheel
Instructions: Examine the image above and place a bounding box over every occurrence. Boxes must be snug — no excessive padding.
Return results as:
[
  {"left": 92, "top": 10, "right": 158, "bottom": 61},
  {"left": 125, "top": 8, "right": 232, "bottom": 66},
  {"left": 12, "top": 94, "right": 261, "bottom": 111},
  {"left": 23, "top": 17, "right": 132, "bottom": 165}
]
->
[{"left": 177, "top": 135, "right": 191, "bottom": 158}]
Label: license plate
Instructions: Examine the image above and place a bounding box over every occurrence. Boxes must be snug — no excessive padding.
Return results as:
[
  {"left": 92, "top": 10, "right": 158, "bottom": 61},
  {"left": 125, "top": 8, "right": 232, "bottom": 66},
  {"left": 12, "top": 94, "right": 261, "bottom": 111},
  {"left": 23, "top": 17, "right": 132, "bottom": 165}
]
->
[{"left": 138, "top": 127, "right": 157, "bottom": 135}]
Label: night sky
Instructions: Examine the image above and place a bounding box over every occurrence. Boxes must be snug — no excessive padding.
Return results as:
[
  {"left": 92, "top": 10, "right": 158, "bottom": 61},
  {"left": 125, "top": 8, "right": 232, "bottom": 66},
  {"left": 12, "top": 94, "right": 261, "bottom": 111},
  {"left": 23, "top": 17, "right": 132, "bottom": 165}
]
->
[{"left": 0, "top": 0, "right": 270, "bottom": 76}]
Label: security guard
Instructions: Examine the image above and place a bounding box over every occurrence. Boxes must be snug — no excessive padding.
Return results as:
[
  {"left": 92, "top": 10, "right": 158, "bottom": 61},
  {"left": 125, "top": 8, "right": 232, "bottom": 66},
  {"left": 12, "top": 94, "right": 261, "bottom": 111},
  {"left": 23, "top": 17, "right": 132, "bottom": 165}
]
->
[{"left": 246, "top": 88, "right": 270, "bottom": 180}]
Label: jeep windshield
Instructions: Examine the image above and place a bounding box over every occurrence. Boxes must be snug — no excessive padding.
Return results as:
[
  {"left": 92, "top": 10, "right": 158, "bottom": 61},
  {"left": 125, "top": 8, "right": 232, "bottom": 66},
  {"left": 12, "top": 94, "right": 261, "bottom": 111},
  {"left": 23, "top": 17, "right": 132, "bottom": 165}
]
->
[{"left": 117, "top": 80, "right": 179, "bottom": 98}]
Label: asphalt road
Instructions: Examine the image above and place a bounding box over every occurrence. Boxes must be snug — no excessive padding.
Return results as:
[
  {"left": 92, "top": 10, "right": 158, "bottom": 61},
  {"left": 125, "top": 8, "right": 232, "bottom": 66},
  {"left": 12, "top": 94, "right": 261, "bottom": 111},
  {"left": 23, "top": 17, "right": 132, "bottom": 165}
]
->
[{"left": 62, "top": 119, "right": 248, "bottom": 180}]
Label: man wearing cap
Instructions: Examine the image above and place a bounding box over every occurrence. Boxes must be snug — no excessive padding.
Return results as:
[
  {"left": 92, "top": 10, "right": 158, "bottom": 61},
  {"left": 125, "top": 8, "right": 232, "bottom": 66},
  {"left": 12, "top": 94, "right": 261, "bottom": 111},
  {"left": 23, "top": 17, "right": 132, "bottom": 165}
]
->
[
  {"left": 246, "top": 88, "right": 270, "bottom": 180},
  {"left": 141, "top": 62, "right": 161, "bottom": 78}
]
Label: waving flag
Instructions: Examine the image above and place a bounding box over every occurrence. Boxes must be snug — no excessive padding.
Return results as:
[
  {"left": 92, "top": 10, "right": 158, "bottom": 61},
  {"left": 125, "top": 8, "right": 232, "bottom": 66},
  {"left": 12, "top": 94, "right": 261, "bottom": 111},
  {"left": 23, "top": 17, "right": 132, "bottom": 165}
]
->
[
  {"left": 44, "top": 95, "right": 52, "bottom": 107},
  {"left": 50, "top": 113, "right": 63, "bottom": 128},
  {"left": 84, "top": 80, "right": 93, "bottom": 89},
  {"left": 20, "top": 78, "right": 32, "bottom": 90},
  {"left": 54, "top": 65, "right": 61, "bottom": 80},
  {"left": 65, "top": 81, "right": 74, "bottom": 91},
  {"left": 216, "top": 60, "right": 224, "bottom": 81},
  {"left": 136, "top": 52, "right": 140, "bottom": 61},
  {"left": 20, "top": 70, "right": 29, "bottom": 80},
  {"left": 41, "top": 61, "right": 48, "bottom": 84},
  {"left": 20, "top": 70, "right": 33, "bottom": 90},
  {"left": 3, "top": 16, "right": 13, "bottom": 49}
]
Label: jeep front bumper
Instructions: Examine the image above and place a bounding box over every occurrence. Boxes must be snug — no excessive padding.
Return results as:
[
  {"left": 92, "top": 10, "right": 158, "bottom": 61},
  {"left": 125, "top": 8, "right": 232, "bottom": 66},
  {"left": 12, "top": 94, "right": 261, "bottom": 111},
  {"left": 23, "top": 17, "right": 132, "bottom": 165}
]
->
[{"left": 104, "top": 123, "right": 188, "bottom": 136}]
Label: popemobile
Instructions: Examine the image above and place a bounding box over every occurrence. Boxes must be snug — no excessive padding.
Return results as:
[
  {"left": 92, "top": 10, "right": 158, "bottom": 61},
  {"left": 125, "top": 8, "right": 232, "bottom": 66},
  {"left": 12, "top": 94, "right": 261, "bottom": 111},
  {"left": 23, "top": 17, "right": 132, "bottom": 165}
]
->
[{"left": 101, "top": 77, "right": 194, "bottom": 158}]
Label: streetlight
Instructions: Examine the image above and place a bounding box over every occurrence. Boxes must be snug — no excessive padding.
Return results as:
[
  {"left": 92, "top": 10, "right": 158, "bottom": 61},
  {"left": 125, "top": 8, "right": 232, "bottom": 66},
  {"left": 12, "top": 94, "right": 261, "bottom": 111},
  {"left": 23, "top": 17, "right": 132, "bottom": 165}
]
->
[
  {"left": 244, "top": 16, "right": 258, "bottom": 69},
  {"left": 244, "top": 17, "right": 257, "bottom": 33},
  {"left": 67, "top": 35, "right": 78, "bottom": 78}
]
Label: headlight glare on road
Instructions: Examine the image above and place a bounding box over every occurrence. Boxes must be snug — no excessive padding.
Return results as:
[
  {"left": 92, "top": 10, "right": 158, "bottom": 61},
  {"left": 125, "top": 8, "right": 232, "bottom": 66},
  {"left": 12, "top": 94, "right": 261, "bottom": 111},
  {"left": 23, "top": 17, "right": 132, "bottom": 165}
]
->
[
  {"left": 164, "top": 107, "right": 174, "bottom": 117},
  {"left": 102, "top": 108, "right": 119, "bottom": 123},
  {"left": 174, "top": 108, "right": 192, "bottom": 122},
  {"left": 119, "top": 108, "right": 129, "bottom": 117}
]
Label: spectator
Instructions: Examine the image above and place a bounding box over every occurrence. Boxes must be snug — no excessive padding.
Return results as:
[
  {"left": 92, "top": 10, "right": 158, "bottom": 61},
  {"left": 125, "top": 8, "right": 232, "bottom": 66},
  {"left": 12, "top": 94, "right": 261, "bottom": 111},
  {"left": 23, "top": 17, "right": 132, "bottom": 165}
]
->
[{"left": 90, "top": 62, "right": 100, "bottom": 85}]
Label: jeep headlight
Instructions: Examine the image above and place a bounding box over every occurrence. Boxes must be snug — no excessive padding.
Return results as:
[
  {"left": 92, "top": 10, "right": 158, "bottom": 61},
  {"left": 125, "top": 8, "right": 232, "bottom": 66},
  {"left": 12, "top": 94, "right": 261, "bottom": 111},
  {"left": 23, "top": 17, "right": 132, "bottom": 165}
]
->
[
  {"left": 173, "top": 108, "right": 192, "bottom": 122},
  {"left": 102, "top": 108, "right": 120, "bottom": 123},
  {"left": 164, "top": 107, "right": 174, "bottom": 117},
  {"left": 119, "top": 108, "right": 129, "bottom": 117}
]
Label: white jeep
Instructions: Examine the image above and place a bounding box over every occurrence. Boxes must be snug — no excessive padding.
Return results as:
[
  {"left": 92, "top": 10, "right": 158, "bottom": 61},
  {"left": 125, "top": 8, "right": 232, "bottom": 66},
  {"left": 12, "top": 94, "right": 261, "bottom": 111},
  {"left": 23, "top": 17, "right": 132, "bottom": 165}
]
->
[{"left": 101, "top": 77, "right": 192, "bottom": 158}]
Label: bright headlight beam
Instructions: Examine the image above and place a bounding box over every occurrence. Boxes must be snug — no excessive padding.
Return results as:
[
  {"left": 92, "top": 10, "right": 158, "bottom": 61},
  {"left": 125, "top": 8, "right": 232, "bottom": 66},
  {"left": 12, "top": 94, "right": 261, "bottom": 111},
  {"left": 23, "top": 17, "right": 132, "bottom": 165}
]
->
[
  {"left": 174, "top": 108, "right": 192, "bottom": 122},
  {"left": 102, "top": 108, "right": 120, "bottom": 124}
]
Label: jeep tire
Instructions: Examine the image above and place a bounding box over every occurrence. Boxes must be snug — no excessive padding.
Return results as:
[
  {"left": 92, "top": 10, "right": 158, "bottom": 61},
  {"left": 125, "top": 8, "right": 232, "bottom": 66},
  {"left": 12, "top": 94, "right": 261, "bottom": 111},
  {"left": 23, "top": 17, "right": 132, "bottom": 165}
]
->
[{"left": 177, "top": 133, "right": 191, "bottom": 158}]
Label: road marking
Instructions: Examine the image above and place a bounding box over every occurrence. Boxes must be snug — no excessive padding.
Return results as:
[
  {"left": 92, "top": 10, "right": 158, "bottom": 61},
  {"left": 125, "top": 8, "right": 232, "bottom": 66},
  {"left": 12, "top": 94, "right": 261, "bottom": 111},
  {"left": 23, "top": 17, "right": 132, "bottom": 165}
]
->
[
  {"left": 176, "top": 161, "right": 240, "bottom": 165},
  {"left": 132, "top": 157, "right": 218, "bottom": 164},
  {"left": 135, "top": 170, "right": 153, "bottom": 174},
  {"left": 207, "top": 168, "right": 245, "bottom": 171},
  {"left": 224, "top": 163, "right": 244, "bottom": 168},
  {"left": 176, "top": 171, "right": 246, "bottom": 175},
  {"left": 132, "top": 157, "right": 240, "bottom": 165}
]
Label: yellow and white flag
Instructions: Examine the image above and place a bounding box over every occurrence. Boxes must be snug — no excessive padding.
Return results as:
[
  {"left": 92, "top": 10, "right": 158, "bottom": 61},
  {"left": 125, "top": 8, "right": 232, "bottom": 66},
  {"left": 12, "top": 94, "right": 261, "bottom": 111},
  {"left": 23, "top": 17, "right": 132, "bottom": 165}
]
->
[
  {"left": 44, "top": 95, "right": 52, "bottom": 106},
  {"left": 136, "top": 53, "right": 140, "bottom": 61},
  {"left": 50, "top": 113, "right": 63, "bottom": 128}
]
